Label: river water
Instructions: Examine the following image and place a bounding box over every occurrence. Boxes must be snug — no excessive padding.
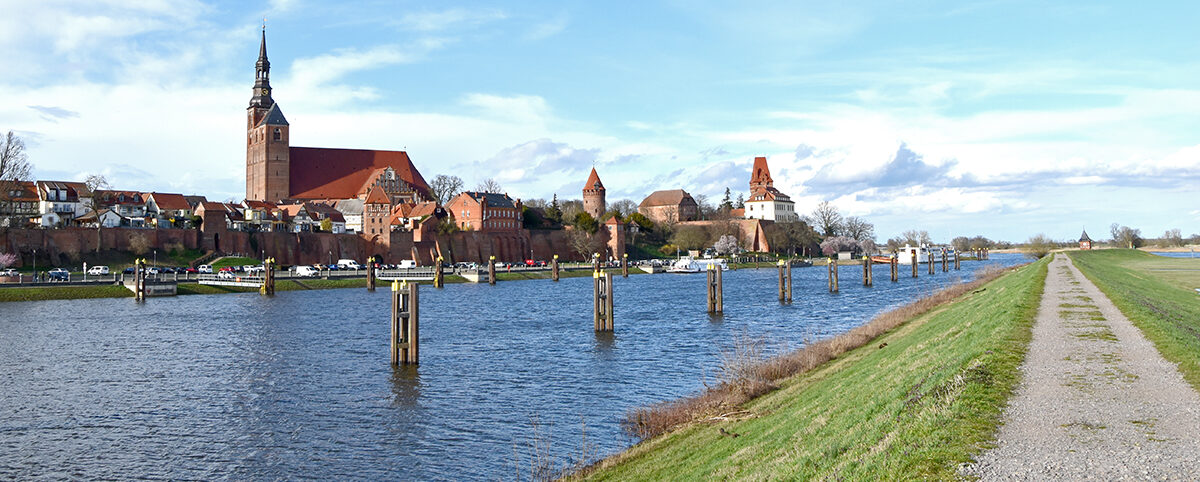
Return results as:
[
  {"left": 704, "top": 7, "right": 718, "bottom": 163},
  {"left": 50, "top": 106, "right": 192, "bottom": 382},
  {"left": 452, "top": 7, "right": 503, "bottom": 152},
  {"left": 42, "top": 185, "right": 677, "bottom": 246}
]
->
[{"left": 0, "top": 254, "right": 1025, "bottom": 480}]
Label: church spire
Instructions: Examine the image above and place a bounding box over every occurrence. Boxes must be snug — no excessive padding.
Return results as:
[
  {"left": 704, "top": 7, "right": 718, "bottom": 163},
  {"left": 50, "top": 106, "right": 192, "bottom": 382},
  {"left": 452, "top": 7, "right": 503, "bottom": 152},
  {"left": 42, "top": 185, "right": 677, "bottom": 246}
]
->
[{"left": 249, "top": 25, "right": 274, "bottom": 109}]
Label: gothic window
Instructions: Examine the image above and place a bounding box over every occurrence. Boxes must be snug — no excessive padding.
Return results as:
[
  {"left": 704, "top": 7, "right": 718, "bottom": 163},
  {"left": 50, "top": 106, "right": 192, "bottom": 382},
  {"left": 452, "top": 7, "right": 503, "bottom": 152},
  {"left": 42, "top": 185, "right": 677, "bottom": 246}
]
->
[{"left": 274, "top": 128, "right": 282, "bottom": 141}]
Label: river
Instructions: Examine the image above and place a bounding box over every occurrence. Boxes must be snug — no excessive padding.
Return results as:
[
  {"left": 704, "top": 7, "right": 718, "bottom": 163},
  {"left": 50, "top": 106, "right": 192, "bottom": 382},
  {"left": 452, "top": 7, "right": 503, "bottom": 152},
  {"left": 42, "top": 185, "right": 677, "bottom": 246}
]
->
[{"left": 0, "top": 254, "right": 1025, "bottom": 480}]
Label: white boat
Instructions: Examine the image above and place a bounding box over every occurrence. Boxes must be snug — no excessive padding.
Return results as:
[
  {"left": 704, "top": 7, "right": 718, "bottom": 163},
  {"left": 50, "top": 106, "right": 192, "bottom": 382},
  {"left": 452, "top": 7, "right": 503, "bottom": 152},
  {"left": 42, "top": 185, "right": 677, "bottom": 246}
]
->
[
  {"left": 667, "top": 257, "right": 728, "bottom": 273},
  {"left": 896, "top": 244, "right": 952, "bottom": 265}
]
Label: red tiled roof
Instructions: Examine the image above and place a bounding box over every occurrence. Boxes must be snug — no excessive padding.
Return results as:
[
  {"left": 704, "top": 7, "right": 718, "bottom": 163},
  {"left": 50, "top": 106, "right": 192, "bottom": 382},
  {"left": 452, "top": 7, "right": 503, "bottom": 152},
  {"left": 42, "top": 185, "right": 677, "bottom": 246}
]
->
[
  {"left": 243, "top": 200, "right": 274, "bottom": 210},
  {"left": 639, "top": 189, "right": 697, "bottom": 208},
  {"left": 363, "top": 185, "right": 389, "bottom": 205},
  {"left": 197, "top": 201, "right": 226, "bottom": 213},
  {"left": 288, "top": 147, "right": 431, "bottom": 200},
  {"left": 305, "top": 202, "right": 346, "bottom": 223},
  {"left": 4, "top": 181, "right": 38, "bottom": 202},
  {"left": 94, "top": 190, "right": 144, "bottom": 205},
  {"left": 409, "top": 201, "right": 439, "bottom": 218},
  {"left": 583, "top": 167, "right": 605, "bottom": 191},
  {"left": 148, "top": 192, "right": 191, "bottom": 211}
]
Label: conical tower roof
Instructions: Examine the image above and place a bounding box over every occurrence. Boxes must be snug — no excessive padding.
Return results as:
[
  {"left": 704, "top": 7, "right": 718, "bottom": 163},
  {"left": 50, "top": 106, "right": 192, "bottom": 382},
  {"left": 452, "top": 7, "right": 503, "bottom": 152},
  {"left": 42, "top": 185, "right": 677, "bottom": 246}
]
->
[
  {"left": 583, "top": 167, "right": 605, "bottom": 192},
  {"left": 750, "top": 156, "right": 773, "bottom": 190}
]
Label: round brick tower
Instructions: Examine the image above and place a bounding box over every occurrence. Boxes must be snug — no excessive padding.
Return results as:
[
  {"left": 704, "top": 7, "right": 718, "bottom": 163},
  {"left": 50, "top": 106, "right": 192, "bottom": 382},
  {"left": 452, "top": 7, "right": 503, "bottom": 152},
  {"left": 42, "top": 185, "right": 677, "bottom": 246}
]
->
[{"left": 582, "top": 167, "right": 606, "bottom": 220}]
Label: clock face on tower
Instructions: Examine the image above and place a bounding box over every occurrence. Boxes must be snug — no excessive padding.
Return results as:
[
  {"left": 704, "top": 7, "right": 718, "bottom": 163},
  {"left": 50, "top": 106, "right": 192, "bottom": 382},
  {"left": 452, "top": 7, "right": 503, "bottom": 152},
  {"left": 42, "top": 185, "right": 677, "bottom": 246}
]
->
[{"left": 261, "top": 88, "right": 270, "bottom": 96}]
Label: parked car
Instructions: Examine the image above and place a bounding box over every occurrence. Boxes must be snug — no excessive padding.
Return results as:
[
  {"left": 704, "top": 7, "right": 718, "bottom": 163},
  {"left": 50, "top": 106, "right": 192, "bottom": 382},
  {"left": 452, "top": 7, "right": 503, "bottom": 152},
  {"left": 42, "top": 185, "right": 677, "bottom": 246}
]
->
[
  {"left": 159, "top": 267, "right": 175, "bottom": 274},
  {"left": 217, "top": 270, "right": 234, "bottom": 280},
  {"left": 181, "top": 267, "right": 198, "bottom": 274},
  {"left": 146, "top": 267, "right": 161, "bottom": 276},
  {"left": 197, "top": 265, "right": 213, "bottom": 274},
  {"left": 326, "top": 264, "right": 340, "bottom": 271},
  {"left": 124, "top": 267, "right": 135, "bottom": 274},
  {"left": 244, "top": 265, "right": 264, "bottom": 274},
  {"left": 87, "top": 265, "right": 110, "bottom": 276},
  {"left": 337, "top": 259, "right": 362, "bottom": 270},
  {"left": 398, "top": 260, "right": 417, "bottom": 269},
  {"left": 48, "top": 268, "right": 70, "bottom": 281},
  {"left": 1, "top": 268, "right": 17, "bottom": 277},
  {"left": 293, "top": 266, "right": 319, "bottom": 278}
]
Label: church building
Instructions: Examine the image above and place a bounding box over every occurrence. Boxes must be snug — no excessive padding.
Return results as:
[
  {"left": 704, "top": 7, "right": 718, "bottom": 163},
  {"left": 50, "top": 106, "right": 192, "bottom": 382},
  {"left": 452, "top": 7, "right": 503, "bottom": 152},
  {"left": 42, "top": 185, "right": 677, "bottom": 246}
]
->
[{"left": 245, "top": 29, "right": 431, "bottom": 205}]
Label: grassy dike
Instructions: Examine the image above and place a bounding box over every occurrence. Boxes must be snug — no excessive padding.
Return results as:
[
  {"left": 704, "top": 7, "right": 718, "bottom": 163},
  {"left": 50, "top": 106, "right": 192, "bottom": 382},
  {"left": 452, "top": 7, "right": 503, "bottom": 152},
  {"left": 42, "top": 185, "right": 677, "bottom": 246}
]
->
[
  {"left": 581, "top": 259, "right": 1048, "bottom": 480},
  {"left": 0, "top": 285, "right": 134, "bottom": 303},
  {"left": 1068, "top": 249, "right": 1200, "bottom": 390}
]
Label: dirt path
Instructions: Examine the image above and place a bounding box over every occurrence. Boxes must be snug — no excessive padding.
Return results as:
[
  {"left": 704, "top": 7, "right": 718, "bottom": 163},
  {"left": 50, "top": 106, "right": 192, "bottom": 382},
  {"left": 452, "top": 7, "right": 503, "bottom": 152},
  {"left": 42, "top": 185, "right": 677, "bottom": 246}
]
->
[{"left": 965, "top": 254, "right": 1200, "bottom": 479}]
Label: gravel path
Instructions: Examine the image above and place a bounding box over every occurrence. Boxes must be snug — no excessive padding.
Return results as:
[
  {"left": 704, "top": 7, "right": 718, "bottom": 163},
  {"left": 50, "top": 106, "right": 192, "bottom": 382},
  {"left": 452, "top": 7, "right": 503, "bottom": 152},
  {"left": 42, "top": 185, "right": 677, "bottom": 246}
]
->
[{"left": 964, "top": 254, "right": 1200, "bottom": 480}]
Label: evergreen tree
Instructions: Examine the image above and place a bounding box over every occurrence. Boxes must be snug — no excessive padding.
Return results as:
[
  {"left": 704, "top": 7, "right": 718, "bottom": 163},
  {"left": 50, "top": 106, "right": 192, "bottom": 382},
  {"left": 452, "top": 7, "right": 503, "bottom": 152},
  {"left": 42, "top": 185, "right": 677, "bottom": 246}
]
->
[
  {"left": 545, "top": 193, "right": 562, "bottom": 224},
  {"left": 719, "top": 187, "right": 734, "bottom": 212},
  {"left": 735, "top": 193, "right": 744, "bottom": 209}
]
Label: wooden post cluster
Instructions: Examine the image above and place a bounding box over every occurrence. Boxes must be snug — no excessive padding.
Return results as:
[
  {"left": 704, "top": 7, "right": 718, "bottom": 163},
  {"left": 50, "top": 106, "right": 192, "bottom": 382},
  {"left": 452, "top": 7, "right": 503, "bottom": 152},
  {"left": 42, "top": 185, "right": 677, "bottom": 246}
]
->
[
  {"left": 706, "top": 264, "right": 724, "bottom": 313},
  {"left": 954, "top": 250, "right": 961, "bottom": 270},
  {"left": 592, "top": 253, "right": 601, "bottom": 273},
  {"left": 488, "top": 255, "right": 496, "bottom": 285},
  {"left": 777, "top": 260, "right": 792, "bottom": 303},
  {"left": 433, "top": 256, "right": 445, "bottom": 288},
  {"left": 260, "top": 257, "right": 276, "bottom": 296},
  {"left": 927, "top": 251, "right": 935, "bottom": 275},
  {"left": 366, "top": 256, "right": 377, "bottom": 292},
  {"left": 551, "top": 255, "right": 560, "bottom": 282},
  {"left": 911, "top": 249, "right": 919, "bottom": 278},
  {"left": 862, "top": 256, "right": 873, "bottom": 286},
  {"left": 827, "top": 258, "right": 840, "bottom": 292},
  {"left": 621, "top": 253, "right": 629, "bottom": 278},
  {"left": 593, "top": 269, "right": 614, "bottom": 331},
  {"left": 890, "top": 255, "right": 899, "bottom": 282},
  {"left": 390, "top": 281, "right": 419, "bottom": 365},
  {"left": 941, "top": 250, "right": 948, "bottom": 272}
]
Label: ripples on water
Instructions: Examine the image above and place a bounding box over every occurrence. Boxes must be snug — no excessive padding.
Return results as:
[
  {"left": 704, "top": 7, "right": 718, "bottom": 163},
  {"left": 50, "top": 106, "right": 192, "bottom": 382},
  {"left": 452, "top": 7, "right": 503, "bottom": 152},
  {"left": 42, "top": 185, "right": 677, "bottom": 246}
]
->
[{"left": 0, "top": 255, "right": 1024, "bottom": 479}]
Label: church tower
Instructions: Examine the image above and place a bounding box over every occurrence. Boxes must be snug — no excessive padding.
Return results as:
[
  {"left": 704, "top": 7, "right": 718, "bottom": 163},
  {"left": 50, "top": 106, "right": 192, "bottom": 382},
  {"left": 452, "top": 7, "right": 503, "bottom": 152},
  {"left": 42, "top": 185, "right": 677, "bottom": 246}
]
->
[
  {"left": 582, "top": 167, "right": 606, "bottom": 220},
  {"left": 246, "top": 28, "right": 290, "bottom": 202},
  {"left": 749, "top": 156, "right": 773, "bottom": 192}
]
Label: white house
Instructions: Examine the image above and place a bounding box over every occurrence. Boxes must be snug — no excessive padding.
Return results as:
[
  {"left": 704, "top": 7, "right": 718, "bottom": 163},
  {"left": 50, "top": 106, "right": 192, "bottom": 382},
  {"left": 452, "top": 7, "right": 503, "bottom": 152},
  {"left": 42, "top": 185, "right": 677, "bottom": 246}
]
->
[{"left": 36, "top": 181, "right": 92, "bottom": 227}]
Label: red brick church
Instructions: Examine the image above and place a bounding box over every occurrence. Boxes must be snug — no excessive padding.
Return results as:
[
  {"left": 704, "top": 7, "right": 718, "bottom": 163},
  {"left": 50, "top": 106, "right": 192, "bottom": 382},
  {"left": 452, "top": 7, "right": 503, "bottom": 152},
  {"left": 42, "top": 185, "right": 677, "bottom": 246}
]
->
[{"left": 244, "top": 29, "right": 431, "bottom": 205}]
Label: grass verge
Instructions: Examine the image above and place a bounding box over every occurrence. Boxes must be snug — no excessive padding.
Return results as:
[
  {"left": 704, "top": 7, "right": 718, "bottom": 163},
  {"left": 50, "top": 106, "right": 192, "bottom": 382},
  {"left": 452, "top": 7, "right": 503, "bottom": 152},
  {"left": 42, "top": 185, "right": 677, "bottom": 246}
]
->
[
  {"left": 0, "top": 284, "right": 133, "bottom": 302},
  {"left": 211, "top": 256, "right": 261, "bottom": 268},
  {"left": 579, "top": 258, "right": 1048, "bottom": 480},
  {"left": 1068, "top": 249, "right": 1200, "bottom": 390}
]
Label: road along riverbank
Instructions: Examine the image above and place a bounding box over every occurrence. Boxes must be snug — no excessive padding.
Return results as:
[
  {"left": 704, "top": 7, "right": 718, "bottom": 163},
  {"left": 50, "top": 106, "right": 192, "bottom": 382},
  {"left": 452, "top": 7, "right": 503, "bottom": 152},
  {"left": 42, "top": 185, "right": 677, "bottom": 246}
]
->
[{"left": 579, "top": 259, "right": 1047, "bottom": 479}]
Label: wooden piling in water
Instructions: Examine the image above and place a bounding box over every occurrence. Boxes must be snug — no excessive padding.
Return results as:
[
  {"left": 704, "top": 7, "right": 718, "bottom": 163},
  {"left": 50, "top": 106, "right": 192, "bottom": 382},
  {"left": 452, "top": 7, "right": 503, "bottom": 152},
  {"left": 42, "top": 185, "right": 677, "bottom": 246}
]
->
[
  {"left": 260, "top": 257, "right": 276, "bottom": 296},
  {"left": 911, "top": 249, "right": 919, "bottom": 278},
  {"left": 928, "top": 251, "right": 935, "bottom": 275},
  {"left": 134, "top": 258, "right": 146, "bottom": 302},
  {"left": 954, "top": 250, "right": 960, "bottom": 270},
  {"left": 621, "top": 253, "right": 628, "bottom": 278},
  {"left": 890, "top": 255, "right": 898, "bottom": 282},
  {"left": 863, "top": 256, "right": 873, "bottom": 286},
  {"left": 706, "top": 264, "right": 723, "bottom": 313},
  {"left": 366, "top": 256, "right": 376, "bottom": 292},
  {"left": 433, "top": 256, "right": 444, "bottom": 288},
  {"left": 390, "top": 281, "right": 419, "bottom": 365},
  {"left": 941, "top": 250, "right": 948, "bottom": 272},
  {"left": 777, "top": 260, "right": 792, "bottom": 302},
  {"left": 593, "top": 269, "right": 614, "bottom": 331},
  {"left": 551, "top": 255, "right": 560, "bottom": 281},
  {"left": 827, "top": 258, "right": 840, "bottom": 292},
  {"left": 488, "top": 255, "right": 496, "bottom": 285}
]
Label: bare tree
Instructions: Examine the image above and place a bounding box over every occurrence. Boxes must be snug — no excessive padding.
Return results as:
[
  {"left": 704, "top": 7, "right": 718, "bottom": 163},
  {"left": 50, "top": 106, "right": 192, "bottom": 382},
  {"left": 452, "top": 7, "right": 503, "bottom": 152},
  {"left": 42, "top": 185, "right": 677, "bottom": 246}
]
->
[
  {"left": 841, "top": 216, "right": 875, "bottom": 241},
  {"left": 609, "top": 199, "right": 638, "bottom": 218},
  {"left": 900, "top": 229, "right": 932, "bottom": 246},
  {"left": 566, "top": 228, "right": 602, "bottom": 260},
  {"left": 429, "top": 174, "right": 464, "bottom": 205},
  {"left": 1161, "top": 228, "right": 1184, "bottom": 247},
  {"left": 83, "top": 174, "right": 112, "bottom": 252},
  {"left": 1, "top": 131, "right": 33, "bottom": 228},
  {"left": 1024, "top": 234, "right": 1053, "bottom": 259},
  {"left": 475, "top": 178, "right": 503, "bottom": 193},
  {"left": 810, "top": 201, "right": 842, "bottom": 237}
]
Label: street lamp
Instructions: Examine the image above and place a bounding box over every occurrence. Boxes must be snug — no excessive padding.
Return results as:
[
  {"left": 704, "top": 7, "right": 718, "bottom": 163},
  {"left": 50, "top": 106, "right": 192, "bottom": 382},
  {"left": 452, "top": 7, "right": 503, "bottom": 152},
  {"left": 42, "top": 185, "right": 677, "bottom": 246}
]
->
[
  {"left": 153, "top": 249, "right": 157, "bottom": 267},
  {"left": 32, "top": 249, "right": 36, "bottom": 281}
]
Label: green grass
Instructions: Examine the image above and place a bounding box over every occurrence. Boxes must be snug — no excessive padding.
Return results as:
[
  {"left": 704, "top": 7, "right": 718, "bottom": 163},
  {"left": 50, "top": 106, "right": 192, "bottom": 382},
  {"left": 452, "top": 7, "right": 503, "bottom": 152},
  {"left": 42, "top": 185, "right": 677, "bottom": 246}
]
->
[
  {"left": 211, "top": 256, "right": 262, "bottom": 268},
  {"left": 0, "top": 284, "right": 133, "bottom": 302},
  {"left": 1068, "top": 249, "right": 1200, "bottom": 390},
  {"left": 583, "top": 258, "right": 1048, "bottom": 480}
]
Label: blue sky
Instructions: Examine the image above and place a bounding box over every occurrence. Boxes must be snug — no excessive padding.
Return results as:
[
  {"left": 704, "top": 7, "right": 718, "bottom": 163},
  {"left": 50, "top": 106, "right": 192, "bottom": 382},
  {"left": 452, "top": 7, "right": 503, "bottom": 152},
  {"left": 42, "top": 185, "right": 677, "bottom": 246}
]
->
[{"left": 2, "top": 0, "right": 1198, "bottom": 242}]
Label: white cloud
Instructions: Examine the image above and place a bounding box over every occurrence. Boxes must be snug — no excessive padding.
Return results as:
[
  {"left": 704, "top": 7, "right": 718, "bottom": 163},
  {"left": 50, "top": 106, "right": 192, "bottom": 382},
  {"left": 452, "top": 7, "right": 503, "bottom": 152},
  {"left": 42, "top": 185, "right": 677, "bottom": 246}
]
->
[
  {"left": 525, "top": 14, "right": 568, "bottom": 40},
  {"left": 395, "top": 8, "right": 507, "bottom": 32}
]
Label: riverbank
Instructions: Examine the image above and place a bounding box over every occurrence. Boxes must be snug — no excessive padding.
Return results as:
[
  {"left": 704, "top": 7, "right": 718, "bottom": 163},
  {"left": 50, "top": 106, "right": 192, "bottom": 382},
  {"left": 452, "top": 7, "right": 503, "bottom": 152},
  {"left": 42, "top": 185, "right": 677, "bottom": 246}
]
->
[
  {"left": 1068, "top": 249, "right": 1200, "bottom": 390},
  {"left": 0, "top": 284, "right": 135, "bottom": 303},
  {"left": 579, "top": 259, "right": 1048, "bottom": 479}
]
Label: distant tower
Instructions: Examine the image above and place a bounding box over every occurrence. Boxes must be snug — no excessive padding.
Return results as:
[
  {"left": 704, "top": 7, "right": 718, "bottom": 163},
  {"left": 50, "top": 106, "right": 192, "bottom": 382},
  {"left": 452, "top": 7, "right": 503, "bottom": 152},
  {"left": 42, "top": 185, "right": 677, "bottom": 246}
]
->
[
  {"left": 582, "top": 167, "right": 606, "bottom": 220},
  {"left": 246, "top": 27, "right": 291, "bottom": 202},
  {"left": 749, "top": 156, "right": 773, "bottom": 191}
]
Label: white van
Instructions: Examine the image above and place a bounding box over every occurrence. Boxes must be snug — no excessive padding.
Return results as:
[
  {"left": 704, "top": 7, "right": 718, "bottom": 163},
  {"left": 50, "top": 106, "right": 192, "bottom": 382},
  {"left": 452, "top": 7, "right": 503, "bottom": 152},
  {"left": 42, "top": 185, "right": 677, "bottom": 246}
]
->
[
  {"left": 87, "top": 265, "right": 109, "bottom": 275},
  {"left": 398, "top": 260, "right": 417, "bottom": 269},
  {"left": 337, "top": 259, "right": 362, "bottom": 270},
  {"left": 197, "top": 265, "right": 213, "bottom": 274},
  {"left": 294, "top": 266, "right": 319, "bottom": 278}
]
